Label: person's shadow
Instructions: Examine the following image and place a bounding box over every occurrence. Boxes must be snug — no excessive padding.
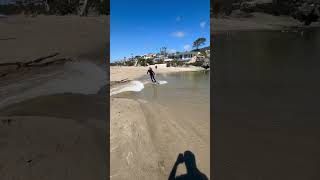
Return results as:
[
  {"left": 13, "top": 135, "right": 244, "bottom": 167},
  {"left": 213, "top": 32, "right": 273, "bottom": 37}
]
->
[{"left": 168, "top": 150, "right": 208, "bottom": 180}]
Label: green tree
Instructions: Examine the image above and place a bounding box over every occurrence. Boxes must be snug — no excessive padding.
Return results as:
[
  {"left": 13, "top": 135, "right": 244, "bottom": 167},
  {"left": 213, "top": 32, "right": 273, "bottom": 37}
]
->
[
  {"left": 193, "top": 38, "right": 206, "bottom": 50},
  {"left": 157, "top": 59, "right": 164, "bottom": 64},
  {"left": 146, "top": 59, "right": 154, "bottom": 65},
  {"left": 171, "top": 59, "right": 178, "bottom": 67},
  {"left": 138, "top": 58, "right": 146, "bottom": 66}
]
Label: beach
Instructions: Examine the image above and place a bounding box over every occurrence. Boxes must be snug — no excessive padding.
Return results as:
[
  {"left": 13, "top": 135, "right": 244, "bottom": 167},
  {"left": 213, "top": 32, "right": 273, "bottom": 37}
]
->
[
  {"left": 111, "top": 65, "right": 204, "bottom": 83},
  {"left": 212, "top": 11, "right": 320, "bottom": 33},
  {"left": 0, "top": 15, "right": 108, "bottom": 179},
  {"left": 110, "top": 66, "right": 210, "bottom": 179}
]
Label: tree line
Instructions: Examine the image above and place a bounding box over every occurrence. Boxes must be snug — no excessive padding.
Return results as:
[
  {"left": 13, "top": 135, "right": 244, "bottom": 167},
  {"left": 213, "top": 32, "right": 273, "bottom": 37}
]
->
[
  {"left": 212, "top": 0, "right": 319, "bottom": 25},
  {"left": 0, "top": 0, "right": 109, "bottom": 16}
]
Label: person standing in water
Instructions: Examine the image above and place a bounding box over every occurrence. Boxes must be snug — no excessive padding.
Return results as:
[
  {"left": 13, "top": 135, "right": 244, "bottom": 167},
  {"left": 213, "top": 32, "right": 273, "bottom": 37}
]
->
[{"left": 147, "top": 67, "right": 157, "bottom": 83}]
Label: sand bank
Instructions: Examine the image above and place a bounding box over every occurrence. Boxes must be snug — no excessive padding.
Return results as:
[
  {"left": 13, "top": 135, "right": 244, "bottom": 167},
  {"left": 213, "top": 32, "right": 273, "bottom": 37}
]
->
[
  {"left": 110, "top": 65, "right": 204, "bottom": 83},
  {"left": 212, "top": 12, "right": 320, "bottom": 33}
]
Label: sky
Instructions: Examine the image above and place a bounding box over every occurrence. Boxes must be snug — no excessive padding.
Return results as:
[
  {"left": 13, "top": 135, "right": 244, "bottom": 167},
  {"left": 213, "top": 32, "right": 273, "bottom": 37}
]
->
[{"left": 110, "top": 0, "right": 210, "bottom": 62}]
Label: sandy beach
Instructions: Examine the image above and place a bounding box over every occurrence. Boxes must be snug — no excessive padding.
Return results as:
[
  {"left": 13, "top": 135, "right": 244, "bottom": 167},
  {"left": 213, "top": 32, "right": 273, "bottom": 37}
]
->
[
  {"left": 111, "top": 65, "right": 204, "bottom": 83},
  {"left": 0, "top": 15, "right": 108, "bottom": 179},
  {"left": 110, "top": 66, "right": 210, "bottom": 179},
  {"left": 212, "top": 11, "right": 320, "bottom": 33},
  {"left": 0, "top": 14, "right": 108, "bottom": 64}
]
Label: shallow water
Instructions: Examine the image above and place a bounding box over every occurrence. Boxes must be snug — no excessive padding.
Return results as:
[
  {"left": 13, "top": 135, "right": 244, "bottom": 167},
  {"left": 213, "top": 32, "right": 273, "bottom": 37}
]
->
[
  {"left": 114, "top": 71, "right": 210, "bottom": 120},
  {"left": 214, "top": 28, "right": 320, "bottom": 180}
]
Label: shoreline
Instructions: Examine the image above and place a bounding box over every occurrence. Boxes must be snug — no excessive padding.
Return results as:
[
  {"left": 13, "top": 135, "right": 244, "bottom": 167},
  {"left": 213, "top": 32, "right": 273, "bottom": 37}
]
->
[
  {"left": 212, "top": 12, "right": 320, "bottom": 33},
  {"left": 110, "top": 66, "right": 206, "bottom": 93}
]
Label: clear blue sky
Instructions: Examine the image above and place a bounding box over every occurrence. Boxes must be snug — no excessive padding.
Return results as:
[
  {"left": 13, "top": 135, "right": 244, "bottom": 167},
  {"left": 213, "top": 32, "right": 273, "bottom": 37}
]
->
[{"left": 110, "top": 0, "right": 210, "bottom": 62}]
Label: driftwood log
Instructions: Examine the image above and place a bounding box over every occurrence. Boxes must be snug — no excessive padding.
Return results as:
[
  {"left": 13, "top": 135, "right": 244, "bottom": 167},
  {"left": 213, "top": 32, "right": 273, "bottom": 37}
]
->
[
  {"left": 0, "top": 53, "right": 72, "bottom": 77},
  {"left": 110, "top": 78, "right": 130, "bottom": 86}
]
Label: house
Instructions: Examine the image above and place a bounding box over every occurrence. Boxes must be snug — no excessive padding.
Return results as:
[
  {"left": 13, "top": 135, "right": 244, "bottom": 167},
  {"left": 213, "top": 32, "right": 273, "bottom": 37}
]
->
[
  {"left": 143, "top": 53, "right": 156, "bottom": 60},
  {"left": 170, "top": 51, "right": 198, "bottom": 62},
  {"left": 164, "top": 58, "right": 173, "bottom": 62}
]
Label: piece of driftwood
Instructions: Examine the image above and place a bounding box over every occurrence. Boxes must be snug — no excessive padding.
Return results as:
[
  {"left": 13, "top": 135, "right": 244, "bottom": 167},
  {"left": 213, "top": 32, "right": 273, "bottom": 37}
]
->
[
  {"left": 0, "top": 53, "right": 72, "bottom": 78},
  {"left": 0, "top": 37, "right": 16, "bottom": 41},
  {"left": 24, "top": 53, "right": 60, "bottom": 66},
  {"left": 110, "top": 78, "right": 130, "bottom": 86},
  {"left": 117, "top": 78, "right": 129, "bottom": 83},
  {"left": 0, "top": 53, "right": 60, "bottom": 69},
  {"left": 0, "top": 62, "right": 22, "bottom": 70},
  {"left": 26, "top": 58, "right": 72, "bottom": 67}
]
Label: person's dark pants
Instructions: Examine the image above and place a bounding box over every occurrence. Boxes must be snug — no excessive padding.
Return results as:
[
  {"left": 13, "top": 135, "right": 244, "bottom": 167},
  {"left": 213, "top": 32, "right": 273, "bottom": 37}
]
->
[{"left": 150, "top": 75, "right": 156, "bottom": 82}]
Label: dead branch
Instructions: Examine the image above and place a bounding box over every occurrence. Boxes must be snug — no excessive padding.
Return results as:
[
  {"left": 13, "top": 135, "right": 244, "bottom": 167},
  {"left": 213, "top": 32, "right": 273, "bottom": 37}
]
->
[
  {"left": 26, "top": 58, "right": 72, "bottom": 67},
  {"left": 24, "top": 53, "right": 60, "bottom": 66},
  {"left": 0, "top": 54, "right": 72, "bottom": 78}
]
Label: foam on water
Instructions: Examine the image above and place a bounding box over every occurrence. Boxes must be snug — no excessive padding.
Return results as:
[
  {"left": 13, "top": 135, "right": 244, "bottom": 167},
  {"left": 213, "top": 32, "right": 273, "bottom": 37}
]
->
[
  {"left": 110, "top": 81, "right": 144, "bottom": 96},
  {"left": 142, "top": 80, "right": 168, "bottom": 85},
  {"left": 157, "top": 80, "right": 168, "bottom": 85}
]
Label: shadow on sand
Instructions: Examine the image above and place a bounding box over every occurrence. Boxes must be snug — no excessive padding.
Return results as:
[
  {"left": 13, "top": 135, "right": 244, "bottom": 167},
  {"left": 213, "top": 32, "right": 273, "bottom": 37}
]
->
[{"left": 168, "top": 150, "right": 208, "bottom": 180}]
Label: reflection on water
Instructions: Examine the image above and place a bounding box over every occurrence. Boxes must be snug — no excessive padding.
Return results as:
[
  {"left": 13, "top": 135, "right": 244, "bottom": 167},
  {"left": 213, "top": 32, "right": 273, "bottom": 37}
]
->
[{"left": 214, "top": 28, "right": 320, "bottom": 180}]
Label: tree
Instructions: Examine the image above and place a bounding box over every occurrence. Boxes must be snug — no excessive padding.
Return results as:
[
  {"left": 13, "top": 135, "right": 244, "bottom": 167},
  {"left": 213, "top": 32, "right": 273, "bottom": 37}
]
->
[
  {"left": 146, "top": 59, "right": 155, "bottom": 65},
  {"left": 157, "top": 59, "right": 164, "bottom": 64},
  {"left": 138, "top": 58, "right": 146, "bottom": 66},
  {"left": 193, "top": 38, "right": 206, "bottom": 50}
]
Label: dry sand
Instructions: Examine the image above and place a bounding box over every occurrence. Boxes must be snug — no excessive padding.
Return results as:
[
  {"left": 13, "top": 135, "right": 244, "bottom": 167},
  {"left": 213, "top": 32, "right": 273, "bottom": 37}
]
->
[
  {"left": 110, "top": 66, "right": 210, "bottom": 179},
  {"left": 110, "top": 65, "right": 204, "bottom": 82},
  {"left": 0, "top": 15, "right": 108, "bottom": 64},
  {"left": 0, "top": 15, "right": 108, "bottom": 179}
]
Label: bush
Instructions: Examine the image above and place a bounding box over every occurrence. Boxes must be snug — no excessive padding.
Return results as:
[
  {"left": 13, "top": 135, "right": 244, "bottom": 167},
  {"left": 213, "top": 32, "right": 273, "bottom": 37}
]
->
[
  {"left": 146, "top": 59, "right": 154, "bottom": 65},
  {"left": 191, "top": 61, "right": 203, "bottom": 67},
  {"left": 138, "top": 58, "right": 146, "bottom": 66},
  {"left": 157, "top": 59, "right": 164, "bottom": 64},
  {"left": 125, "top": 61, "right": 135, "bottom": 66}
]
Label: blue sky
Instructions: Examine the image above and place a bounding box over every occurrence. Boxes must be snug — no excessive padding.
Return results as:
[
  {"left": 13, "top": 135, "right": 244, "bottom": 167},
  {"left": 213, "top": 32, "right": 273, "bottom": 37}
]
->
[{"left": 110, "top": 0, "right": 210, "bottom": 62}]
